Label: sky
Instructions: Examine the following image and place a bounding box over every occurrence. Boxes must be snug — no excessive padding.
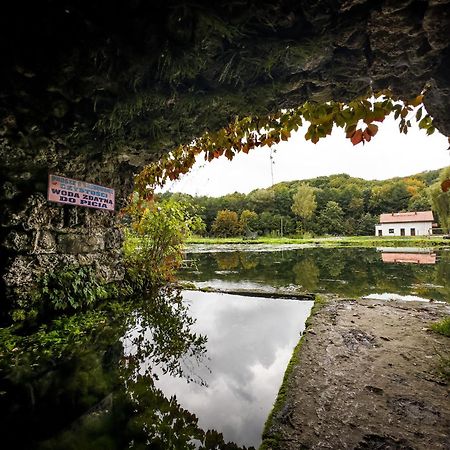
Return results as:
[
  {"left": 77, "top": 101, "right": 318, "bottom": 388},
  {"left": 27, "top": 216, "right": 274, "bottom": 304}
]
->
[{"left": 159, "top": 115, "right": 450, "bottom": 198}]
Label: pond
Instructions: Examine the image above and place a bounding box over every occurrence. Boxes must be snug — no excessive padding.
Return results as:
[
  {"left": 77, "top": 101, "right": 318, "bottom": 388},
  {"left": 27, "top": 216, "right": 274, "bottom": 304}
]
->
[
  {"left": 1, "top": 246, "right": 448, "bottom": 449},
  {"left": 0, "top": 286, "right": 312, "bottom": 449},
  {"left": 180, "top": 245, "right": 450, "bottom": 303}
]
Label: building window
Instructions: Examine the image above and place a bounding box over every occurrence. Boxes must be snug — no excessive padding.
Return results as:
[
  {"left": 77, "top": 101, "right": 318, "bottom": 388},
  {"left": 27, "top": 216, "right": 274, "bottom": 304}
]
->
[
  {"left": 389, "top": 229, "right": 394, "bottom": 234},
  {"left": 400, "top": 228, "right": 405, "bottom": 236},
  {"left": 378, "top": 230, "right": 382, "bottom": 236},
  {"left": 410, "top": 228, "right": 416, "bottom": 236}
]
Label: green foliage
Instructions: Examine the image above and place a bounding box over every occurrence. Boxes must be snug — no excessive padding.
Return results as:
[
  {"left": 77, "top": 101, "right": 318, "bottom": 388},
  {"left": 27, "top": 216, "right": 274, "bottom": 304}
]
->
[
  {"left": 15, "top": 266, "right": 116, "bottom": 323},
  {"left": 430, "top": 316, "right": 450, "bottom": 383},
  {"left": 163, "top": 169, "right": 441, "bottom": 237},
  {"left": 291, "top": 183, "right": 317, "bottom": 220},
  {"left": 239, "top": 210, "right": 259, "bottom": 234},
  {"left": 316, "top": 201, "right": 345, "bottom": 235},
  {"left": 123, "top": 196, "right": 198, "bottom": 290},
  {"left": 37, "top": 266, "right": 110, "bottom": 312},
  {"left": 430, "top": 166, "right": 450, "bottom": 233},
  {"left": 211, "top": 209, "right": 241, "bottom": 237},
  {"left": 0, "top": 309, "right": 109, "bottom": 366}
]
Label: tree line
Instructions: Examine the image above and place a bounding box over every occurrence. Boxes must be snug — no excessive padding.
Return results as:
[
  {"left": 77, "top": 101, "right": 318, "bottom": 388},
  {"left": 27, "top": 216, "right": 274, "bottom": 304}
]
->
[{"left": 158, "top": 168, "right": 448, "bottom": 237}]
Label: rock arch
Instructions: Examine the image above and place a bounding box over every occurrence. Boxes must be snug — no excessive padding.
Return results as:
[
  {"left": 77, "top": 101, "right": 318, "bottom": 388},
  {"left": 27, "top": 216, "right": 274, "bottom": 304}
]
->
[{"left": 1, "top": 0, "right": 449, "bottom": 309}]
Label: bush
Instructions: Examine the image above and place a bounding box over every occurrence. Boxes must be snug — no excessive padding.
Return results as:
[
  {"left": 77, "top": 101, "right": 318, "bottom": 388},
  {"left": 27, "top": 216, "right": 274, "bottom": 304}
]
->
[
  {"left": 39, "top": 265, "right": 110, "bottom": 310},
  {"left": 123, "top": 196, "right": 196, "bottom": 290}
]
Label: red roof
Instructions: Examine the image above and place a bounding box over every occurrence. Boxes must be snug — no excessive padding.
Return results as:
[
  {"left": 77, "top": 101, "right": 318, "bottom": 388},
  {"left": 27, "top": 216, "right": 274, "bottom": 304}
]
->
[{"left": 379, "top": 211, "right": 433, "bottom": 224}]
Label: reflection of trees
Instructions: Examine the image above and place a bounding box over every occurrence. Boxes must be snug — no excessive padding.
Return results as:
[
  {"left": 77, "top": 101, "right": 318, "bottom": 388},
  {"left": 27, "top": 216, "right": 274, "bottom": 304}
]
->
[
  {"left": 239, "top": 253, "right": 258, "bottom": 270},
  {"left": 434, "top": 252, "right": 450, "bottom": 301},
  {"left": 1, "top": 287, "right": 254, "bottom": 449},
  {"left": 215, "top": 252, "right": 240, "bottom": 271},
  {"left": 184, "top": 248, "right": 449, "bottom": 302},
  {"left": 292, "top": 258, "right": 320, "bottom": 291}
]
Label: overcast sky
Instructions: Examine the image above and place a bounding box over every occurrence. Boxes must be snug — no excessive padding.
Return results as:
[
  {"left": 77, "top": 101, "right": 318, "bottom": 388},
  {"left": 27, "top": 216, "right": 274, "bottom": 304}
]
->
[{"left": 159, "top": 115, "right": 450, "bottom": 198}]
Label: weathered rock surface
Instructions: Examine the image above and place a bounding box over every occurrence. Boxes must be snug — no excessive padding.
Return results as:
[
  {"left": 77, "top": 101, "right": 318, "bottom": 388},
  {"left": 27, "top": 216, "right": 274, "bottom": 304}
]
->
[
  {"left": 263, "top": 298, "right": 450, "bottom": 449},
  {"left": 1, "top": 1, "right": 449, "bottom": 306}
]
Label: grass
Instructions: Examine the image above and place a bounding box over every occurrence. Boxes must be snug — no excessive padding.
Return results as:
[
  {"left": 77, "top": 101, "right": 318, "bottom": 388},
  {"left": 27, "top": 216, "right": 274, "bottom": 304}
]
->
[
  {"left": 430, "top": 316, "right": 450, "bottom": 337},
  {"left": 187, "top": 235, "right": 449, "bottom": 248},
  {"left": 430, "top": 317, "right": 450, "bottom": 383},
  {"left": 259, "top": 295, "right": 327, "bottom": 450}
]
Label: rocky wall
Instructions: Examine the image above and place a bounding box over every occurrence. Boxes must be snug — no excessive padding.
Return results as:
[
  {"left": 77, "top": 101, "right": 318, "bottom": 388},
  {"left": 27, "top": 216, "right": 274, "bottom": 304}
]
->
[{"left": 1, "top": 0, "right": 449, "bottom": 313}]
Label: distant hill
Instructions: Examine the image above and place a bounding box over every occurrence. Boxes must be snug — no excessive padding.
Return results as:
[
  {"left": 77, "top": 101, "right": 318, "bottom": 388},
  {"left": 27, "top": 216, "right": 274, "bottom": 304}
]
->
[{"left": 160, "top": 168, "right": 445, "bottom": 237}]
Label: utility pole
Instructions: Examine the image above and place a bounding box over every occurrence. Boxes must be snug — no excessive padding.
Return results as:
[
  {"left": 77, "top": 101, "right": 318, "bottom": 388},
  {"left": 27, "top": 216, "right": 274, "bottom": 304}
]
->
[
  {"left": 270, "top": 148, "right": 274, "bottom": 186},
  {"left": 280, "top": 216, "right": 283, "bottom": 237}
]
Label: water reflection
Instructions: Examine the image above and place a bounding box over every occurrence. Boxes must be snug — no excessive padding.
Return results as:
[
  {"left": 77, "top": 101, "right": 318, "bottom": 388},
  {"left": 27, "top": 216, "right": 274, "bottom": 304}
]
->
[
  {"left": 0, "top": 287, "right": 256, "bottom": 449},
  {"left": 181, "top": 246, "right": 450, "bottom": 302},
  {"left": 379, "top": 247, "right": 437, "bottom": 265},
  {"left": 153, "top": 291, "right": 313, "bottom": 448},
  {"left": 0, "top": 285, "right": 312, "bottom": 449}
]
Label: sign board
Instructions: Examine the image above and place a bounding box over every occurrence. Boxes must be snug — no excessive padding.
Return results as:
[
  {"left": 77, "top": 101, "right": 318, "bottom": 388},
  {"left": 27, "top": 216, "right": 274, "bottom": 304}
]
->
[{"left": 47, "top": 174, "right": 115, "bottom": 211}]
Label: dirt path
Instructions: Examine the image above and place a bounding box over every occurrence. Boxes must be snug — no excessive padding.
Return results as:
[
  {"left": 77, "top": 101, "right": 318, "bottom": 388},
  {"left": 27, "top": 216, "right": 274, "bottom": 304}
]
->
[{"left": 263, "top": 299, "right": 450, "bottom": 450}]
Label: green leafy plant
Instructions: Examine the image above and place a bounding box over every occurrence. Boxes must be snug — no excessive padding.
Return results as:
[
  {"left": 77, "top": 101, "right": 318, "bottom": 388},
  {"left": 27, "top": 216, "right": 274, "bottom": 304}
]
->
[
  {"left": 123, "top": 196, "right": 199, "bottom": 291},
  {"left": 37, "top": 266, "right": 110, "bottom": 312}
]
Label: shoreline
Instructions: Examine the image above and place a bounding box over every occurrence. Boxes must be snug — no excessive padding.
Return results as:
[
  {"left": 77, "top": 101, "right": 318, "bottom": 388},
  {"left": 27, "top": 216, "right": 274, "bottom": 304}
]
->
[
  {"left": 260, "top": 297, "right": 450, "bottom": 450},
  {"left": 186, "top": 236, "right": 450, "bottom": 249}
]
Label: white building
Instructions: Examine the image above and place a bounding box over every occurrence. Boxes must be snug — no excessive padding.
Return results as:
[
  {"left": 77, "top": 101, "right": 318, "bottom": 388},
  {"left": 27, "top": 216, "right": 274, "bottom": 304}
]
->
[{"left": 375, "top": 211, "right": 434, "bottom": 237}]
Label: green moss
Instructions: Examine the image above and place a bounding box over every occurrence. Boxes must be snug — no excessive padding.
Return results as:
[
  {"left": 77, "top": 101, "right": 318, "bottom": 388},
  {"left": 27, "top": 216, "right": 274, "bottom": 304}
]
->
[
  {"left": 430, "top": 316, "right": 450, "bottom": 337},
  {"left": 259, "top": 295, "right": 327, "bottom": 450}
]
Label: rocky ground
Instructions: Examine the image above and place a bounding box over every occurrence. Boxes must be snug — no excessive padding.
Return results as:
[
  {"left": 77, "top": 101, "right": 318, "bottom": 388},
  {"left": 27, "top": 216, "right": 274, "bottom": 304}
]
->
[{"left": 264, "top": 298, "right": 450, "bottom": 450}]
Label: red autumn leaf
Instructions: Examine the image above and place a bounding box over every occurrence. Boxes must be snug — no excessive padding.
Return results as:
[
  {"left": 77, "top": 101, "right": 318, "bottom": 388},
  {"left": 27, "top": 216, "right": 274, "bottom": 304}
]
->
[
  {"left": 311, "top": 135, "right": 320, "bottom": 144},
  {"left": 363, "top": 129, "right": 372, "bottom": 142},
  {"left": 350, "top": 129, "right": 363, "bottom": 145},
  {"left": 366, "top": 123, "right": 379, "bottom": 137}
]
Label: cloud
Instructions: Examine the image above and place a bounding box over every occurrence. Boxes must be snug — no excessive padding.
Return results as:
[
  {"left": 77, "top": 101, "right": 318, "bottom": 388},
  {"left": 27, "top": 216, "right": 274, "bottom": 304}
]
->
[{"left": 153, "top": 291, "right": 313, "bottom": 447}]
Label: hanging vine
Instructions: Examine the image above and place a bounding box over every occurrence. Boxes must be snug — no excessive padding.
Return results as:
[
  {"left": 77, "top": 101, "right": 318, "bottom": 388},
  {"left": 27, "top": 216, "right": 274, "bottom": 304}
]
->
[{"left": 135, "top": 91, "right": 437, "bottom": 196}]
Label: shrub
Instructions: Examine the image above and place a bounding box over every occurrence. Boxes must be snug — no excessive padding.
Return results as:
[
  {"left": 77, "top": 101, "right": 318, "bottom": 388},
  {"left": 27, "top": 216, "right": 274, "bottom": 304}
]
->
[{"left": 123, "top": 196, "right": 195, "bottom": 290}]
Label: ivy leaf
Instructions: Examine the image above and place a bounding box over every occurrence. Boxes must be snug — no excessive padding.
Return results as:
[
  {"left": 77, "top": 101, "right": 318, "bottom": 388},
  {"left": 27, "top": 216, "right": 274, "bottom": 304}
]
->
[
  {"left": 345, "top": 124, "right": 357, "bottom": 138},
  {"left": 363, "top": 129, "right": 372, "bottom": 142},
  {"left": 366, "top": 123, "right": 379, "bottom": 137},
  {"left": 350, "top": 129, "right": 364, "bottom": 145},
  {"left": 408, "top": 94, "right": 424, "bottom": 107},
  {"left": 225, "top": 148, "right": 234, "bottom": 160},
  {"left": 415, "top": 107, "right": 423, "bottom": 121},
  {"left": 419, "top": 116, "right": 431, "bottom": 129}
]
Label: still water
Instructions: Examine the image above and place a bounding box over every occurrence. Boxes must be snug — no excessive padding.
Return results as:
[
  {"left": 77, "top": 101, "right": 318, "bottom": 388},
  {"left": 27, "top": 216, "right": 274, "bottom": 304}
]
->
[
  {"left": 181, "top": 245, "right": 450, "bottom": 302},
  {"left": 1, "top": 246, "right": 448, "bottom": 449},
  {"left": 124, "top": 291, "right": 313, "bottom": 448}
]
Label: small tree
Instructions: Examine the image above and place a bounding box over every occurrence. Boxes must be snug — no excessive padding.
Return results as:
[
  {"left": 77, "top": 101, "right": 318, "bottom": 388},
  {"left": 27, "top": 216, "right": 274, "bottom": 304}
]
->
[
  {"left": 123, "top": 196, "right": 195, "bottom": 290},
  {"left": 239, "top": 210, "right": 258, "bottom": 234},
  {"left": 291, "top": 183, "right": 317, "bottom": 232},
  {"left": 211, "top": 210, "right": 241, "bottom": 237}
]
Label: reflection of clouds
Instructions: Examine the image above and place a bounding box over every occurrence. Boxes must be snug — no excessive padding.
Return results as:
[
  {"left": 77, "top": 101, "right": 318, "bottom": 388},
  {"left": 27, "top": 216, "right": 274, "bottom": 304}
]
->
[{"left": 154, "top": 291, "right": 313, "bottom": 448}]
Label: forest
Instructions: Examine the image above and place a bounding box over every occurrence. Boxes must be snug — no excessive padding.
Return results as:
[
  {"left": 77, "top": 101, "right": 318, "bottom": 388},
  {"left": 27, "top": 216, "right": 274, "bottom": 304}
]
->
[{"left": 158, "top": 168, "right": 446, "bottom": 237}]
